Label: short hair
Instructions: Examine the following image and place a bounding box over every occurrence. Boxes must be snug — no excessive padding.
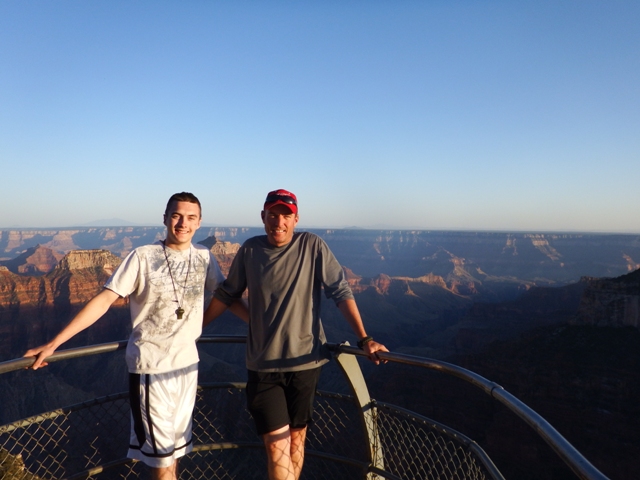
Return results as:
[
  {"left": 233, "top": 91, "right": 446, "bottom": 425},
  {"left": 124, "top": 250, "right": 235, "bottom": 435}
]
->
[{"left": 165, "top": 192, "right": 202, "bottom": 217}]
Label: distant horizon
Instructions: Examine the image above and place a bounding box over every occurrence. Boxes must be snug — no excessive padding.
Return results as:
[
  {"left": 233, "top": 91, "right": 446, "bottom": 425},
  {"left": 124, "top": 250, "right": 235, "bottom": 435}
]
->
[{"left": 1, "top": 223, "right": 639, "bottom": 236}]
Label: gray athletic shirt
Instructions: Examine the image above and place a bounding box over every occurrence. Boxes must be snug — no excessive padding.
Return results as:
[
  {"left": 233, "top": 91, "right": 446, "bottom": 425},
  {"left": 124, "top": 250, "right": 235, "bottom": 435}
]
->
[{"left": 214, "top": 231, "right": 354, "bottom": 372}]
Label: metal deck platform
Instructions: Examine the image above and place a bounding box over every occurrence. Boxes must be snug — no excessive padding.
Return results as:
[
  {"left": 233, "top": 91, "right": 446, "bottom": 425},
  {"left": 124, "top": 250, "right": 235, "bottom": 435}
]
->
[{"left": 0, "top": 336, "right": 608, "bottom": 480}]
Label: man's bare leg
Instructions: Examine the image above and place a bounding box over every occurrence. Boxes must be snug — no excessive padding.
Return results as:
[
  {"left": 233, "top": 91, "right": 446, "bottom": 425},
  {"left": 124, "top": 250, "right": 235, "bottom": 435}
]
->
[
  {"left": 151, "top": 460, "right": 178, "bottom": 480},
  {"left": 290, "top": 426, "right": 307, "bottom": 480},
  {"left": 263, "top": 425, "right": 295, "bottom": 480}
]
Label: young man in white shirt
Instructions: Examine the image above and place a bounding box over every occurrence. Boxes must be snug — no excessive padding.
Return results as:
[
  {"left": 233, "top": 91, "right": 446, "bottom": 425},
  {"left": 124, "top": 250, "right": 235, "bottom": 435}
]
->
[{"left": 24, "top": 192, "right": 247, "bottom": 480}]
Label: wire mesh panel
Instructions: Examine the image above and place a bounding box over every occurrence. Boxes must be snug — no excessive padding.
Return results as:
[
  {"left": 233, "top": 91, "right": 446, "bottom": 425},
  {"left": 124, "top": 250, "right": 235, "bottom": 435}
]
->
[
  {"left": 1, "top": 338, "right": 611, "bottom": 480},
  {"left": 0, "top": 393, "right": 131, "bottom": 480},
  {"left": 309, "top": 392, "right": 369, "bottom": 463},
  {"left": 193, "top": 385, "right": 257, "bottom": 446},
  {"left": 1, "top": 383, "right": 500, "bottom": 480},
  {"left": 373, "top": 402, "right": 496, "bottom": 480}
]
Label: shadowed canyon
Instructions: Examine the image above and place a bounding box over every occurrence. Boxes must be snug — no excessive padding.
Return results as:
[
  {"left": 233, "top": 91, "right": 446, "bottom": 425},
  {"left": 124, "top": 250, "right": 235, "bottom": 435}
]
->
[{"left": 1, "top": 227, "right": 639, "bottom": 479}]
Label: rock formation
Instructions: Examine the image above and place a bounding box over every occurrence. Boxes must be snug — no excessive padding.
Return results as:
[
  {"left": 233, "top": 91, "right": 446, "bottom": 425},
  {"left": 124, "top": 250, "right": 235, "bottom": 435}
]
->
[
  {"left": 365, "top": 268, "right": 640, "bottom": 480},
  {"left": 1, "top": 234, "right": 639, "bottom": 479},
  {"left": 3, "top": 228, "right": 640, "bottom": 289},
  {"left": 0, "top": 238, "right": 243, "bottom": 361},
  {"left": 198, "top": 236, "right": 240, "bottom": 277},
  {"left": 0, "top": 249, "right": 128, "bottom": 362},
  {"left": 0, "top": 449, "right": 41, "bottom": 479},
  {"left": 574, "top": 268, "right": 640, "bottom": 329},
  {"left": 0, "top": 245, "right": 64, "bottom": 275},
  {"left": 345, "top": 268, "right": 450, "bottom": 295},
  {"left": 0, "top": 250, "right": 124, "bottom": 309}
]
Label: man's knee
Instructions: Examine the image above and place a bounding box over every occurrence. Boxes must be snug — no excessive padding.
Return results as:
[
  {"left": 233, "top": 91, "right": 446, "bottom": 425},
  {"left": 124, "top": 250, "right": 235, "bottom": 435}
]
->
[
  {"left": 263, "top": 425, "right": 291, "bottom": 447},
  {"left": 150, "top": 461, "right": 178, "bottom": 480}
]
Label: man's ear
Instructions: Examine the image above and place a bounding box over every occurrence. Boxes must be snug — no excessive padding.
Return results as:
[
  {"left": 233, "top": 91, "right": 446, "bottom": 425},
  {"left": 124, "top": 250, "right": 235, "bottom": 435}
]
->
[{"left": 260, "top": 210, "right": 265, "bottom": 222}]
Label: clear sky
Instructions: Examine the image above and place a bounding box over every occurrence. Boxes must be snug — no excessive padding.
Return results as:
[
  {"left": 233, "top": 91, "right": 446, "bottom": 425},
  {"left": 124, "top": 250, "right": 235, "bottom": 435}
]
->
[{"left": 1, "top": 1, "right": 638, "bottom": 233}]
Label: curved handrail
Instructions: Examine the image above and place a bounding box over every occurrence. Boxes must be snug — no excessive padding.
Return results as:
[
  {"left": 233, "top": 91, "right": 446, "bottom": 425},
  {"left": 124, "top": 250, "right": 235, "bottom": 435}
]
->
[
  {"left": 0, "top": 340, "right": 128, "bottom": 374},
  {"left": 1, "top": 336, "right": 609, "bottom": 480},
  {"left": 328, "top": 344, "right": 609, "bottom": 480},
  {"left": 0, "top": 335, "right": 248, "bottom": 375}
]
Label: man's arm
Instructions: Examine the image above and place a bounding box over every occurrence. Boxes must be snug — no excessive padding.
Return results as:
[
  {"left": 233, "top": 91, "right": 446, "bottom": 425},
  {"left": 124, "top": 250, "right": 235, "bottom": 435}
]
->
[
  {"left": 337, "top": 298, "right": 388, "bottom": 365},
  {"left": 23, "top": 288, "right": 121, "bottom": 370},
  {"left": 228, "top": 299, "right": 250, "bottom": 323},
  {"left": 203, "top": 297, "right": 249, "bottom": 328}
]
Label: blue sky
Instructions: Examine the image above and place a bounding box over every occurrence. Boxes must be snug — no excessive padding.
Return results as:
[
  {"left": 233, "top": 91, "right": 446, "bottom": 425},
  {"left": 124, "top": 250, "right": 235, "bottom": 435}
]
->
[{"left": 1, "top": 1, "right": 639, "bottom": 232}]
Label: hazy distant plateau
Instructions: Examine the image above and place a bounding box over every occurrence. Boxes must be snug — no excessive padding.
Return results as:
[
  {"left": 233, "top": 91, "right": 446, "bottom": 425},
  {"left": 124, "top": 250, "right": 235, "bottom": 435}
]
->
[{"left": 2, "top": 227, "right": 639, "bottom": 285}]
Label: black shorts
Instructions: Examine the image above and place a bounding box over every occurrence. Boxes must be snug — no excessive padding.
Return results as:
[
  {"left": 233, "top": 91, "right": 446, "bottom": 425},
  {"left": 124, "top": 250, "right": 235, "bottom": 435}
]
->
[{"left": 246, "top": 367, "right": 322, "bottom": 436}]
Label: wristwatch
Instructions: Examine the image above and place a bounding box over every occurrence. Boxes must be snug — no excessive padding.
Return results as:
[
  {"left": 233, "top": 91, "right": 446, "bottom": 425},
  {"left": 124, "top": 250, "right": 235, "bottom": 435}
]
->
[{"left": 357, "top": 336, "right": 373, "bottom": 349}]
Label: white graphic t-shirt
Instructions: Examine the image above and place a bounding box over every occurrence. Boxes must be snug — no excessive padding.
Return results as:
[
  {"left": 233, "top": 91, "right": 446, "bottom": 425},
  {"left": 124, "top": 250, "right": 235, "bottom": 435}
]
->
[{"left": 105, "top": 241, "right": 224, "bottom": 374}]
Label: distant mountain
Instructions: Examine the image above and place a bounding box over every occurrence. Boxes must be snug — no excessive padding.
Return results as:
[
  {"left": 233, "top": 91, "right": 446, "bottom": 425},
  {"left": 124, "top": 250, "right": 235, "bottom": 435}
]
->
[
  {"left": 2, "top": 227, "right": 639, "bottom": 293},
  {"left": 0, "top": 245, "right": 64, "bottom": 275},
  {"left": 83, "top": 218, "right": 137, "bottom": 227}
]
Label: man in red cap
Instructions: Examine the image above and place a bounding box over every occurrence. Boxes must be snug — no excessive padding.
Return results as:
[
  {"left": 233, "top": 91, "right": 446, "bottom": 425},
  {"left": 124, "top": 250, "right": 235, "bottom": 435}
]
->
[{"left": 205, "top": 188, "right": 387, "bottom": 480}]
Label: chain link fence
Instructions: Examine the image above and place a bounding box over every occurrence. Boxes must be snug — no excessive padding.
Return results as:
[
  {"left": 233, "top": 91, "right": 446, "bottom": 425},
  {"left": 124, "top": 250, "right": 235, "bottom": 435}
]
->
[
  {"left": 374, "top": 403, "right": 494, "bottom": 480},
  {"left": 1, "top": 380, "right": 498, "bottom": 480}
]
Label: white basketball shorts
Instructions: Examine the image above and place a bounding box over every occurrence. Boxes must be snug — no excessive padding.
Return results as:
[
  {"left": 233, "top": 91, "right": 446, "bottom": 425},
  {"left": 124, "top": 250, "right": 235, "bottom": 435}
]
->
[{"left": 127, "top": 363, "right": 198, "bottom": 468}]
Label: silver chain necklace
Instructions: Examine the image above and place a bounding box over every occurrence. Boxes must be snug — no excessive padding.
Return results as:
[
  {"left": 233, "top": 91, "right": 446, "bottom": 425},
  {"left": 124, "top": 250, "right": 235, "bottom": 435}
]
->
[{"left": 162, "top": 241, "right": 192, "bottom": 319}]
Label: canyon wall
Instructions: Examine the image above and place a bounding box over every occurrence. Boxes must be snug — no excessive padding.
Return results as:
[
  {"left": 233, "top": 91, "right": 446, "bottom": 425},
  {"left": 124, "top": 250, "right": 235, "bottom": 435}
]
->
[
  {"left": 1, "top": 229, "right": 639, "bottom": 479},
  {"left": 3, "top": 228, "right": 639, "bottom": 285},
  {"left": 0, "top": 239, "right": 241, "bottom": 360},
  {"left": 574, "top": 268, "right": 640, "bottom": 328},
  {"left": 3, "top": 228, "right": 640, "bottom": 313}
]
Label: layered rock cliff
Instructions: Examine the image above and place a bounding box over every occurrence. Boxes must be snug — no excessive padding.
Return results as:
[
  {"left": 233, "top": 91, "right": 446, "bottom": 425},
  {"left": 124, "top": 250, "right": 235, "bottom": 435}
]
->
[
  {"left": 0, "top": 239, "right": 241, "bottom": 360},
  {"left": 197, "top": 236, "right": 240, "bottom": 277},
  {"left": 312, "top": 229, "right": 640, "bottom": 285},
  {"left": 3, "top": 228, "right": 640, "bottom": 288},
  {"left": 574, "top": 268, "right": 640, "bottom": 329},
  {"left": 1, "top": 234, "right": 639, "bottom": 479},
  {"left": 0, "top": 245, "right": 64, "bottom": 275},
  {"left": 0, "top": 253, "right": 128, "bottom": 362},
  {"left": 0, "top": 250, "right": 124, "bottom": 309},
  {"left": 344, "top": 268, "right": 448, "bottom": 294},
  {"left": 0, "top": 227, "right": 166, "bottom": 260},
  {"left": 364, "top": 269, "right": 640, "bottom": 480}
]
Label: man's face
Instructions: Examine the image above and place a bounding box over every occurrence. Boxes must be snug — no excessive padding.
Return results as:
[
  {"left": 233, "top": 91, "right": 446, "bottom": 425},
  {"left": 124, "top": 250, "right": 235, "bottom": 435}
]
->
[
  {"left": 163, "top": 201, "right": 202, "bottom": 250},
  {"left": 261, "top": 204, "right": 299, "bottom": 247}
]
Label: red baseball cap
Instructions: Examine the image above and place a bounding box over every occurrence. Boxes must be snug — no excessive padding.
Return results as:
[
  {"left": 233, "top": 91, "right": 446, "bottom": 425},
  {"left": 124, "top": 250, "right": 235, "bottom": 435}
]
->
[{"left": 264, "top": 189, "right": 298, "bottom": 214}]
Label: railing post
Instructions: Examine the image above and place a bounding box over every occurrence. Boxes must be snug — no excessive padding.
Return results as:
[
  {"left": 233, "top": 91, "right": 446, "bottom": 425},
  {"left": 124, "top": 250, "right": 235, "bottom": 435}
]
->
[{"left": 333, "top": 342, "right": 385, "bottom": 479}]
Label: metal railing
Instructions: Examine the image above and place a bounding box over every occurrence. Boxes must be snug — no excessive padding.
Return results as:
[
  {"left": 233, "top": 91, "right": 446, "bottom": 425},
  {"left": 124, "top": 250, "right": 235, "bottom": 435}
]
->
[{"left": 0, "top": 336, "right": 608, "bottom": 480}]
